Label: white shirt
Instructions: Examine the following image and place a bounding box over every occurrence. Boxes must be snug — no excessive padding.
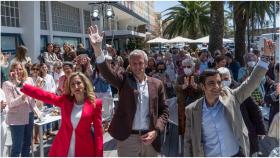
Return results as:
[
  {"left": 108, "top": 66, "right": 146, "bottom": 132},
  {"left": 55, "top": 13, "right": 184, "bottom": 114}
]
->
[
  {"left": 10, "top": 57, "right": 31, "bottom": 66},
  {"left": 68, "top": 103, "right": 84, "bottom": 157},
  {"left": 42, "top": 74, "right": 56, "bottom": 93},
  {"left": 96, "top": 52, "right": 150, "bottom": 130},
  {"left": 132, "top": 78, "right": 150, "bottom": 130}
]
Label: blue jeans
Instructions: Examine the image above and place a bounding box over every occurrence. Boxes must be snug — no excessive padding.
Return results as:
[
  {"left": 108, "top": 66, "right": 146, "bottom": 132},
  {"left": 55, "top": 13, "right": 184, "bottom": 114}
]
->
[{"left": 10, "top": 112, "right": 34, "bottom": 157}]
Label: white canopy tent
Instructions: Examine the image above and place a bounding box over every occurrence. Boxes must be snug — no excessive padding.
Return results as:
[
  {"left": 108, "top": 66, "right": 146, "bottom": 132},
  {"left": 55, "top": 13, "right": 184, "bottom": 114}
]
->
[
  {"left": 147, "top": 37, "right": 169, "bottom": 44},
  {"left": 167, "top": 36, "right": 194, "bottom": 43},
  {"left": 191, "top": 36, "right": 234, "bottom": 43},
  {"left": 223, "top": 38, "right": 234, "bottom": 43}
]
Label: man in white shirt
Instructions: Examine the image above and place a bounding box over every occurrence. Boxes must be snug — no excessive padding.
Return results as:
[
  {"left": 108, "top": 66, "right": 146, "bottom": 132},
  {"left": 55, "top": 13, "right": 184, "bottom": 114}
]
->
[{"left": 88, "top": 25, "right": 169, "bottom": 156}]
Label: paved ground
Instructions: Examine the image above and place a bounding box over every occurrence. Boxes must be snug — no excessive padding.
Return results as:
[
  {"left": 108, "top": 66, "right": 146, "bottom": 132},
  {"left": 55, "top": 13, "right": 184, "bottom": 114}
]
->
[
  {"left": 5, "top": 118, "right": 268, "bottom": 157},
  {"left": 30, "top": 123, "right": 180, "bottom": 157}
]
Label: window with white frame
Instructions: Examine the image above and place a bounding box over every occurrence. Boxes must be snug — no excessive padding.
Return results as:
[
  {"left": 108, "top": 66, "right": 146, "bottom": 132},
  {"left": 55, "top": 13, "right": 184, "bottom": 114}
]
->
[
  {"left": 1, "top": 1, "right": 20, "bottom": 27},
  {"left": 53, "top": 36, "right": 81, "bottom": 48},
  {"left": 51, "top": 1, "right": 81, "bottom": 33},
  {"left": 84, "top": 10, "right": 91, "bottom": 33},
  {"left": 40, "top": 1, "right": 48, "bottom": 30}
]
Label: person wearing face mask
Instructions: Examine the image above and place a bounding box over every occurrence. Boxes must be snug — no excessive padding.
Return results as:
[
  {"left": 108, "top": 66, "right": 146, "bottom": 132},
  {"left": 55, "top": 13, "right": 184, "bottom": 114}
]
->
[
  {"left": 152, "top": 62, "right": 175, "bottom": 99},
  {"left": 264, "top": 63, "right": 279, "bottom": 127},
  {"left": 238, "top": 53, "right": 258, "bottom": 82},
  {"left": 176, "top": 50, "right": 188, "bottom": 76},
  {"left": 238, "top": 53, "right": 266, "bottom": 106},
  {"left": 217, "top": 67, "right": 239, "bottom": 88},
  {"left": 218, "top": 67, "right": 266, "bottom": 156},
  {"left": 175, "top": 57, "right": 202, "bottom": 143},
  {"left": 165, "top": 53, "right": 177, "bottom": 83}
]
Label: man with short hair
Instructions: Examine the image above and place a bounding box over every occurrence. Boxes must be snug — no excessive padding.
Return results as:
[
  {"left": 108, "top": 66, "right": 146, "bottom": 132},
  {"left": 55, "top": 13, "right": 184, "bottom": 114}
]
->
[
  {"left": 184, "top": 39, "right": 275, "bottom": 157},
  {"left": 88, "top": 25, "right": 169, "bottom": 156}
]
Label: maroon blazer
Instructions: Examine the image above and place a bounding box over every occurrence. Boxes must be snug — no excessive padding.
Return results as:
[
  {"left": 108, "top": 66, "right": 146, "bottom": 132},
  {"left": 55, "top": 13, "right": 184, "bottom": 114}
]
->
[{"left": 97, "top": 61, "right": 169, "bottom": 152}]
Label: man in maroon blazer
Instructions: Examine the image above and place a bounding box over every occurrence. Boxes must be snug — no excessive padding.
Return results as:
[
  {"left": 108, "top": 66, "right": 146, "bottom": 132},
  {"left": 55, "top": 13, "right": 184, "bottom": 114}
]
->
[{"left": 88, "top": 25, "right": 169, "bottom": 156}]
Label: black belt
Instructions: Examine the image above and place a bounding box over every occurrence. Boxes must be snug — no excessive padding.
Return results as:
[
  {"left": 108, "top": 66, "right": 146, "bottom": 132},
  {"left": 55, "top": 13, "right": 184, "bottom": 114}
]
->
[{"left": 131, "top": 130, "right": 149, "bottom": 135}]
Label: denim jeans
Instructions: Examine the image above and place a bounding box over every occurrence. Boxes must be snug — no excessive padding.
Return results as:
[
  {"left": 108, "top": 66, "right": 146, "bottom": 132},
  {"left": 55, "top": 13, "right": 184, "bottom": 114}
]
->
[{"left": 10, "top": 112, "right": 34, "bottom": 157}]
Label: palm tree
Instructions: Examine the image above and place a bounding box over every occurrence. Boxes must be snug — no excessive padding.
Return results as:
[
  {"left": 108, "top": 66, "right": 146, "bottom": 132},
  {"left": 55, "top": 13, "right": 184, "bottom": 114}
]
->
[
  {"left": 231, "top": 1, "right": 276, "bottom": 66},
  {"left": 224, "top": 8, "right": 234, "bottom": 38},
  {"left": 208, "top": 1, "right": 224, "bottom": 55},
  {"left": 162, "top": 1, "right": 210, "bottom": 39}
]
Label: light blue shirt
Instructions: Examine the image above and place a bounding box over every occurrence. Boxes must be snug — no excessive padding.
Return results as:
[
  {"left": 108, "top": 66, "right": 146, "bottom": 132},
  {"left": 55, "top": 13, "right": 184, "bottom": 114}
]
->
[
  {"left": 199, "top": 61, "right": 208, "bottom": 74},
  {"left": 202, "top": 98, "right": 239, "bottom": 156}
]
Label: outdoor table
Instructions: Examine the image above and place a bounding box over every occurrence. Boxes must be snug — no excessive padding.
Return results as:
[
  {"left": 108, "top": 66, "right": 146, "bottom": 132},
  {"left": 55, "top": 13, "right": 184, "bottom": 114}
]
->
[{"left": 34, "top": 115, "right": 61, "bottom": 157}]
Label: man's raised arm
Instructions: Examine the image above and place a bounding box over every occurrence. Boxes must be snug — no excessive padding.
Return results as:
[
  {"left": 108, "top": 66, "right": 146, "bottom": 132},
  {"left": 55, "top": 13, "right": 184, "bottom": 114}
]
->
[{"left": 88, "top": 25, "right": 123, "bottom": 89}]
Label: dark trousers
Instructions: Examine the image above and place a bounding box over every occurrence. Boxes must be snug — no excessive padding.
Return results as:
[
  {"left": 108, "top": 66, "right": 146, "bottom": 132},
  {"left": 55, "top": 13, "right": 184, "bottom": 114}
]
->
[{"left": 10, "top": 112, "right": 34, "bottom": 157}]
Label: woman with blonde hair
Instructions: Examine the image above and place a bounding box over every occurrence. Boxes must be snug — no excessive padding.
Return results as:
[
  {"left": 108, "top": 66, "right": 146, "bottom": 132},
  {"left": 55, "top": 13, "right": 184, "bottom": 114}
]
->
[
  {"left": 2, "top": 62, "right": 41, "bottom": 156},
  {"left": 19, "top": 72, "right": 103, "bottom": 156}
]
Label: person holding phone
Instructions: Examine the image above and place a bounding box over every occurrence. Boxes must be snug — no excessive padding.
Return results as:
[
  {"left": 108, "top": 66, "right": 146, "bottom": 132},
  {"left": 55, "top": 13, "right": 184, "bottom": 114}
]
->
[
  {"left": 175, "top": 56, "right": 202, "bottom": 138},
  {"left": 2, "top": 62, "right": 41, "bottom": 157}
]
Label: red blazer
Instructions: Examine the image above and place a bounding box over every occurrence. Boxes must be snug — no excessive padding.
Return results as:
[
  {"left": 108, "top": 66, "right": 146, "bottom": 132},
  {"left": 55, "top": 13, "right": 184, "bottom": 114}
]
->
[{"left": 21, "top": 84, "right": 103, "bottom": 157}]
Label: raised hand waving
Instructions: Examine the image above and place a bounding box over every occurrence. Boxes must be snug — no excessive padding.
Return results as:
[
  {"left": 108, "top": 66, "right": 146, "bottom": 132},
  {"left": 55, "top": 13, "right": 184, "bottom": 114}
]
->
[{"left": 88, "top": 25, "right": 104, "bottom": 57}]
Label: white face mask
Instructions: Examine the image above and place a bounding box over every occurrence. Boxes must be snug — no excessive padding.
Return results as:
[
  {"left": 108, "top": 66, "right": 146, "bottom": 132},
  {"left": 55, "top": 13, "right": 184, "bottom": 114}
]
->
[
  {"left": 222, "top": 80, "right": 232, "bottom": 87},
  {"left": 247, "top": 61, "right": 256, "bottom": 68},
  {"left": 184, "top": 67, "right": 193, "bottom": 75},
  {"left": 222, "top": 80, "right": 231, "bottom": 87}
]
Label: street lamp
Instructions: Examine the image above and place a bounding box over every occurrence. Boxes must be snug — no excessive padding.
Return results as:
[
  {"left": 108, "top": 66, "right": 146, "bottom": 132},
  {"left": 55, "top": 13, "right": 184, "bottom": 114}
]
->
[
  {"left": 89, "top": 2, "right": 116, "bottom": 49},
  {"left": 91, "top": 5, "right": 100, "bottom": 21},
  {"left": 105, "top": 5, "right": 115, "bottom": 19}
]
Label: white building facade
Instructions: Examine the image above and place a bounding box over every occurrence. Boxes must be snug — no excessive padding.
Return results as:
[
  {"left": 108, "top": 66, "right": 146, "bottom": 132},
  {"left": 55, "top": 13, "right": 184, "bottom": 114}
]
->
[{"left": 1, "top": 1, "right": 154, "bottom": 62}]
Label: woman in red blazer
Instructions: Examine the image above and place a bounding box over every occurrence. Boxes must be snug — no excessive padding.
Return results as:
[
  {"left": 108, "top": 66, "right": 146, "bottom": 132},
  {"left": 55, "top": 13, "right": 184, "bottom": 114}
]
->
[{"left": 20, "top": 72, "right": 103, "bottom": 157}]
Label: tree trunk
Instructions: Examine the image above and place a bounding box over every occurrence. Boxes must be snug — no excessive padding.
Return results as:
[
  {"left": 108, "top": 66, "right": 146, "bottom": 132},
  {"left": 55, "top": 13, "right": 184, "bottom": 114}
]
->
[
  {"left": 208, "top": 1, "right": 224, "bottom": 55},
  {"left": 247, "top": 20, "right": 250, "bottom": 51},
  {"left": 234, "top": 2, "right": 247, "bottom": 67},
  {"left": 251, "top": 17, "right": 255, "bottom": 44}
]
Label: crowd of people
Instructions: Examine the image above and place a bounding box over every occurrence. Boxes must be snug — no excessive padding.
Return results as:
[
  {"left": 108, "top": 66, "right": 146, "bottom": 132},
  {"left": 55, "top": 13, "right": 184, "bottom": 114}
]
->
[{"left": 0, "top": 25, "right": 279, "bottom": 157}]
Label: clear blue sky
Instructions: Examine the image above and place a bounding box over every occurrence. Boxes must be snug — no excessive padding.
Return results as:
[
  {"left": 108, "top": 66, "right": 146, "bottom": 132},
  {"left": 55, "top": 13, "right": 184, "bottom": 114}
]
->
[
  {"left": 154, "top": 1, "right": 279, "bottom": 27},
  {"left": 154, "top": 1, "right": 179, "bottom": 13}
]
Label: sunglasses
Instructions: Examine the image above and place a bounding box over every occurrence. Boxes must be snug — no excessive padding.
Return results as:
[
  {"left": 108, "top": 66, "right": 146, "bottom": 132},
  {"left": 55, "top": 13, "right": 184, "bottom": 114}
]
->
[
  {"left": 32, "top": 68, "right": 40, "bottom": 71},
  {"left": 56, "top": 67, "right": 62, "bottom": 69}
]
